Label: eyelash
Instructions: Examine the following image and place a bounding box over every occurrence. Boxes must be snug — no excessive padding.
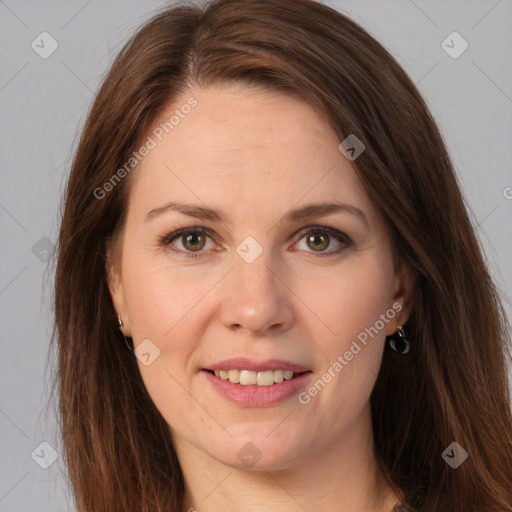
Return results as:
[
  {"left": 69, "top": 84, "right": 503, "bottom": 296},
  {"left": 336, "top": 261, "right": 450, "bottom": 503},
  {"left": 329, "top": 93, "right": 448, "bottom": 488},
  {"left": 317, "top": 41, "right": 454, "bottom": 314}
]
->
[{"left": 159, "top": 225, "right": 353, "bottom": 260}]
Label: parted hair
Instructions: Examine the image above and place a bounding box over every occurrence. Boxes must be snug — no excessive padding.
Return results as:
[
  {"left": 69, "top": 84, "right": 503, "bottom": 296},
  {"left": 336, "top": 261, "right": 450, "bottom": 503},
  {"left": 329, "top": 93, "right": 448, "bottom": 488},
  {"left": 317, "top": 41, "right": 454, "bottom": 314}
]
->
[{"left": 51, "top": 0, "right": 512, "bottom": 510}]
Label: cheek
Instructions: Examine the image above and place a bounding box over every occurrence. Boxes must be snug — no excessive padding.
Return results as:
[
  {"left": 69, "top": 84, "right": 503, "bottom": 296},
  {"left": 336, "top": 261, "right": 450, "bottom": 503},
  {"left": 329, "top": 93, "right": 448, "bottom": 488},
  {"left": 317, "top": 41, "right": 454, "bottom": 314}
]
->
[
  {"left": 119, "top": 249, "right": 218, "bottom": 425},
  {"left": 303, "top": 256, "right": 393, "bottom": 398},
  {"left": 306, "top": 255, "right": 393, "bottom": 347},
  {"left": 343, "top": 266, "right": 391, "bottom": 339},
  {"left": 121, "top": 242, "right": 214, "bottom": 342},
  {"left": 122, "top": 235, "right": 394, "bottom": 363}
]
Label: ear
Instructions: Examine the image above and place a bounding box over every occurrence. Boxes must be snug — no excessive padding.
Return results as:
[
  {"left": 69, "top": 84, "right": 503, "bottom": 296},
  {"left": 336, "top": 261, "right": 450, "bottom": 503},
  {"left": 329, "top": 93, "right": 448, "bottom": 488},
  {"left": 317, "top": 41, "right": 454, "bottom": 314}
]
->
[
  {"left": 105, "top": 238, "right": 131, "bottom": 336},
  {"left": 385, "top": 260, "right": 416, "bottom": 336}
]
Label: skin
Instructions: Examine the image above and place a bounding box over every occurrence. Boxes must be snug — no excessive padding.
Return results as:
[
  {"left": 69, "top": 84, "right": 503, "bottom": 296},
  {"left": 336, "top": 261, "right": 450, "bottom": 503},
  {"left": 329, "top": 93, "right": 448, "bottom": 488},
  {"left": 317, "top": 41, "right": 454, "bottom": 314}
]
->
[{"left": 107, "top": 83, "right": 415, "bottom": 512}]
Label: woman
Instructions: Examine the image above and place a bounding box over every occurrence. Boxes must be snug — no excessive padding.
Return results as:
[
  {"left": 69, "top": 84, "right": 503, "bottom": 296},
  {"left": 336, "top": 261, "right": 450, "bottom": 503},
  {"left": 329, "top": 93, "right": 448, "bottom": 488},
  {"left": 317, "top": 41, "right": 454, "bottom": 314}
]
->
[{"left": 52, "top": 0, "right": 512, "bottom": 510}]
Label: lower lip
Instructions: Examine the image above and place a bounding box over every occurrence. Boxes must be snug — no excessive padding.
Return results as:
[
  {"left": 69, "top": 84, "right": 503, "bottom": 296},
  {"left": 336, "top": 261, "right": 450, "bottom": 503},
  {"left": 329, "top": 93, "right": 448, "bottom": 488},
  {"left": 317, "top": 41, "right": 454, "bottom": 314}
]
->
[{"left": 202, "top": 370, "right": 313, "bottom": 407}]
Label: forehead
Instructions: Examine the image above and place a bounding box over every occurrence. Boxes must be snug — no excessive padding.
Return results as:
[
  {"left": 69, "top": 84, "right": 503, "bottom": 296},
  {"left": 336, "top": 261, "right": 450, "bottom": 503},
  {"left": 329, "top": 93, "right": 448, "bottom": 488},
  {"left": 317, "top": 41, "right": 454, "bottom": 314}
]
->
[{"left": 127, "top": 84, "right": 375, "bottom": 224}]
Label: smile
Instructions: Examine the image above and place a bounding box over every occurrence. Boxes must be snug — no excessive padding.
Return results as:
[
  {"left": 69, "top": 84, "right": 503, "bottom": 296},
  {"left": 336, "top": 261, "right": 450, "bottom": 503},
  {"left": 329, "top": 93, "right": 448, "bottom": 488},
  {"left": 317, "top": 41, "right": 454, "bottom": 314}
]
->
[
  {"left": 207, "top": 369, "right": 305, "bottom": 386},
  {"left": 202, "top": 369, "right": 313, "bottom": 406}
]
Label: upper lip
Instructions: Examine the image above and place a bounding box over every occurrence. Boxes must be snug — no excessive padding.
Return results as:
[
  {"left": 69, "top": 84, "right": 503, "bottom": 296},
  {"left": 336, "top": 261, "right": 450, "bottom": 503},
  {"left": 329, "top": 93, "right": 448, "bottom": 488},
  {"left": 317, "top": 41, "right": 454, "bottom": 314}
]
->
[{"left": 203, "top": 358, "right": 311, "bottom": 373}]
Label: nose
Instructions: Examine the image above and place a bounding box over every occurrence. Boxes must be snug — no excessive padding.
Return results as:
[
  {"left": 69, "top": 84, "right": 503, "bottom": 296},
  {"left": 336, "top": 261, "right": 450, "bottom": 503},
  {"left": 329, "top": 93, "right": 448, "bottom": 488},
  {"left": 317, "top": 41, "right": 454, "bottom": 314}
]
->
[{"left": 219, "top": 250, "right": 295, "bottom": 336}]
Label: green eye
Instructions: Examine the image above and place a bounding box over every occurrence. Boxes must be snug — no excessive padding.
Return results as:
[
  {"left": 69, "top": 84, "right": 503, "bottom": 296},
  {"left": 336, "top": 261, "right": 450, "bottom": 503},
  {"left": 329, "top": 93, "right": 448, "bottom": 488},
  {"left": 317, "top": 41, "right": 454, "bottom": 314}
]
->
[
  {"left": 306, "top": 232, "right": 330, "bottom": 251},
  {"left": 162, "top": 227, "right": 215, "bottom": 258},
  {"left": 294, "top": 226, "right": 352, "bottom": 256},
  {"left": 161, "top": 225, "right": 352, "bottom": 259},
  {"left": 180, "top": 232, "right": 207, "bottom": 252}
]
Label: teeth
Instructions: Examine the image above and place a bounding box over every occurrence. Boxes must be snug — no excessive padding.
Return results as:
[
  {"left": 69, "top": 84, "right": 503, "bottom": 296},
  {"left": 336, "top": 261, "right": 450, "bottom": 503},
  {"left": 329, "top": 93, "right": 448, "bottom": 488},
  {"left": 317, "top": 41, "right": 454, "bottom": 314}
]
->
[
  {"left": 256, "top": 370, "right": 274, "bottom": 386},
  {"left": 212, "top": 369, "right": 300, "bottom": 385},
  {"left": 240, "top": 370, "right": 257, "bottom": 385},
  {"left": 227, "top": 369, "right": 240, "bottom": 383}
]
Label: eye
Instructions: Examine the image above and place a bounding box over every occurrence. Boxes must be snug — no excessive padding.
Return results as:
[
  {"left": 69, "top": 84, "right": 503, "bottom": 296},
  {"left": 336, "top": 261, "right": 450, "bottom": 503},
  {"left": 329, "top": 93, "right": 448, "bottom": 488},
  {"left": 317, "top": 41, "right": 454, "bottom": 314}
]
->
[
  {"left": 161, "top": 226, "right": 217, "bottom": 259},
  {"left": 293, "top": 225, "right": 352, "bottom": 256},
  {"left": 160, "top": 225, "right": 352, "bottom": 259}
]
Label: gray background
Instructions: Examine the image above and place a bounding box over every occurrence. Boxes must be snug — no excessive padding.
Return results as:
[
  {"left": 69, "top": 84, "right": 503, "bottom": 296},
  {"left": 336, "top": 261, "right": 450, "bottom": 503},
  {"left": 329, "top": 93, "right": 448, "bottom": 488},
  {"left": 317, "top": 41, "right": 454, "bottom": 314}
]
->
[{"left": 1, "top": 0, "right": 511, "bottom": 510}]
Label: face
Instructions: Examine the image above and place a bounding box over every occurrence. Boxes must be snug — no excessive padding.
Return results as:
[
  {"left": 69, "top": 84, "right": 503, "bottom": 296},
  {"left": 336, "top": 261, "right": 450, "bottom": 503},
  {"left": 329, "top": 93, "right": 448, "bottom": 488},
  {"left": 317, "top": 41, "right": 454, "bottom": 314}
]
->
[{"left": 108, "top": 84, "right": 413, "bottom": 471}]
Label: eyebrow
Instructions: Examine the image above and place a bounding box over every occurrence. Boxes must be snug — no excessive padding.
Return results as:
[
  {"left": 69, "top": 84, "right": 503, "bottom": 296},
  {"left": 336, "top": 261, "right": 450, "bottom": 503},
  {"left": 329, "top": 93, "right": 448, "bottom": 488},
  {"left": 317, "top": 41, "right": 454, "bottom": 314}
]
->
[{"left": 145, "top": 200, "right": 368, "bottom": 228}]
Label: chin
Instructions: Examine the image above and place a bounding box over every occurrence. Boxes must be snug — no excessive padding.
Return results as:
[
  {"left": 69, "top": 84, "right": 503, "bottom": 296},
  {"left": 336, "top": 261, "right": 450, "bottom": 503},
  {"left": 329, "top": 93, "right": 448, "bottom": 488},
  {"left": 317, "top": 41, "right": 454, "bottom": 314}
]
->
[{"left": 207, "top": 429, "right": 308, "bottom": 471}]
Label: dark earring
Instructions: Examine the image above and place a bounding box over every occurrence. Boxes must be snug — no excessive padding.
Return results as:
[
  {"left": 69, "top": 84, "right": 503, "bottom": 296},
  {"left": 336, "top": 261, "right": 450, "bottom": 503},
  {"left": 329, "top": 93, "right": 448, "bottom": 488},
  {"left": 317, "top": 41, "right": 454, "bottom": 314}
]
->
[{"left": 387, "top": 325, "right": 410, "bottom": 354}]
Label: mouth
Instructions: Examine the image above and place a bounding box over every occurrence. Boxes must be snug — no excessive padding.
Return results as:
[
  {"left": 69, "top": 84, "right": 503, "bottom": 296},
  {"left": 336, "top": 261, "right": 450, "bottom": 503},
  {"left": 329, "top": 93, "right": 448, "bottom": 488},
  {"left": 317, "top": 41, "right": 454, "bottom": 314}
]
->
[{"left": 202, "top": 368, "right": 312, "bottom": 387}]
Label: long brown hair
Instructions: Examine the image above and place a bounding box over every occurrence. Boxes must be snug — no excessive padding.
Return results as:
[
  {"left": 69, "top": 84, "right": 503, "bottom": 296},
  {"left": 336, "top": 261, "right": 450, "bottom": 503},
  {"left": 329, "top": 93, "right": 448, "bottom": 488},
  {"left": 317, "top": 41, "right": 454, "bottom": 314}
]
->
[{"left": 51, "top": 0, "right": 512, "bottom": 510}]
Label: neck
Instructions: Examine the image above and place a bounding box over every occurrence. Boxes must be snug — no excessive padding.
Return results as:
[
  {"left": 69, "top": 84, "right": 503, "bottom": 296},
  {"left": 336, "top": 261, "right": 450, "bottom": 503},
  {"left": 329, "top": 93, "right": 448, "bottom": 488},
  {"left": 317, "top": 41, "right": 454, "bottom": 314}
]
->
[{"left": 175, "top": 404, "right": 401, "bottom": 512}]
